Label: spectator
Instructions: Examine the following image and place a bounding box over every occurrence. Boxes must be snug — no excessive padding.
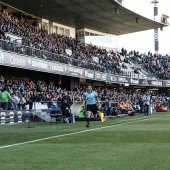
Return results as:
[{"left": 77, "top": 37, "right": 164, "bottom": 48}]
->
[
  {"left": 0, "top": 87, "right": 13, "bottom": 110},
  {"left": 11, "top": 93, "right": 20, "bottom": 110},
  {"left": 142, "top": 92, "right": 151, "bottom": 117},
  {"left": 61, "top": 91, "right": 72, "bottom": 106},
  {"left": 73, "top": 86, "right": 78, "bottom": 91},
  {"left": 61, "top": 100, "right": 72, "bottom": 121}
]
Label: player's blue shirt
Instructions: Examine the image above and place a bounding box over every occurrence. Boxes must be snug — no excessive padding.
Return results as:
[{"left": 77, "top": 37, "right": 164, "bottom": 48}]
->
[{"left": 83, "top": 91, "right": 98, "bottom": 105}]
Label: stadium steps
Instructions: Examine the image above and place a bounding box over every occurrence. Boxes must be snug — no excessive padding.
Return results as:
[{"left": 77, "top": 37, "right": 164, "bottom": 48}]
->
[
  {"left": 118, "top": 54, "right": 147, "bottom": 79},
  {"left": 128, "top": 57, "right": 159, "bottom": 80},
  {"left": 120, "top": 54, "right": 157, "bottom": 80}
]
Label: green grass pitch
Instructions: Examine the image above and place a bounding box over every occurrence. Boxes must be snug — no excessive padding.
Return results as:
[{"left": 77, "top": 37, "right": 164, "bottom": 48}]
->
[{"left": 0, "top": 112, "right": 170, "bottom": 170}]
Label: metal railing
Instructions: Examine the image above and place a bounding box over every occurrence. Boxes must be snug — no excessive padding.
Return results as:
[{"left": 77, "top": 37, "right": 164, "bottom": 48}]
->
[{"left": 128, "top": 57, "right": 160, "bottom": 80}]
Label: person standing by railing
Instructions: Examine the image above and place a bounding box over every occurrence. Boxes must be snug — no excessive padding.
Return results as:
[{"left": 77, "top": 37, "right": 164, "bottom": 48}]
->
[
  {"left": 142, "top": 91, "right": 151, "bottom": 117},
  {"left": 139, "top": 95, "right": 144, "bottom": 114},
  {"left": 0, "top": 87, "right": 13, "bottom": 110},
  {"left": 61, "top": 91, "right": 72, "bottom": 106}
]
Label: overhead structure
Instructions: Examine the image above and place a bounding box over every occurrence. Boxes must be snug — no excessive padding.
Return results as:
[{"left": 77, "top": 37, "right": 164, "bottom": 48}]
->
[
  {"left": 0, "top": 0, "right": 168, "bottom": 35},
  {"left": 151, "top": 0, "right": 159, "bottom": 54}
]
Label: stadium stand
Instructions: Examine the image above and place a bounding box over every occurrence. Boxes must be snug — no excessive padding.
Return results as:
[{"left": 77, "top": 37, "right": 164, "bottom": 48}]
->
[
  {"left": 128, "top": 50, "right": 170, "bottom": 80},
  {"left": 0, "top": 11, "right": 144, "bottom": 78},
  {"left": 0, "top": 76, "right": 169, "bottom": 119},
  {"left": 0, "top": 2, "right": 169, "bottom": 124}
]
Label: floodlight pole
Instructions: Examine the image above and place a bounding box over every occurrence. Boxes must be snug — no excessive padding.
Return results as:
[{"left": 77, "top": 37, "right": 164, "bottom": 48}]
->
[{"left": 151, "top": 0, "right": 159, "bottom": 54}]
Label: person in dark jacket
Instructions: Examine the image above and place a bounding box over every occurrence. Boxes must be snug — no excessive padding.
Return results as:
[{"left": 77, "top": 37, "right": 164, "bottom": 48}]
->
[
  {"left": 61, "top": 91, "right": 72, "bottom": 106},
  {"left": 139, "top": 96, "right": 144, "bottom": 114},
  {"left": 61, "top": 100, "right": 72, "bottom": 118}
]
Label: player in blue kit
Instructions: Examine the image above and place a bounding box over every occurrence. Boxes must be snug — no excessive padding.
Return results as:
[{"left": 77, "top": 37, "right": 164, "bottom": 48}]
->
[{"left": 83, "top": 85, "right": 100, "bottom": 128}]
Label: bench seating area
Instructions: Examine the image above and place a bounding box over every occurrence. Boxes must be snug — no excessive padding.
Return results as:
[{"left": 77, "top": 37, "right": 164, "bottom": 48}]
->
[{"left": 50, "top": 110, "right": 63, "bottom": 123}]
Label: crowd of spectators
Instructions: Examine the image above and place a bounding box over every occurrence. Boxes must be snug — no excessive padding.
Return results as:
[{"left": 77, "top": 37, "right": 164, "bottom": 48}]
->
[
  {"left": 128, "top": 50, "right": 170, "bottom": 79},
  {"left": 0, "top": 11, "right": 127, "bottom": 75},
  {"left": 0, "top": 75, "right": 169, "bottom": 117}
]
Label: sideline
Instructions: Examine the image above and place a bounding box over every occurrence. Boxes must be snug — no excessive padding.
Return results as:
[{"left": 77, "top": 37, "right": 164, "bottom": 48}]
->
[{"left": 0, "top": 114, "right": 169, "bottom": 149}]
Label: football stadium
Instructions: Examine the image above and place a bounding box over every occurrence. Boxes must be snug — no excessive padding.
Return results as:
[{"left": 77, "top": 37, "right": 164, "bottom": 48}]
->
[{"left": 0, "top": 0, "right": 170, "bottom": 169}]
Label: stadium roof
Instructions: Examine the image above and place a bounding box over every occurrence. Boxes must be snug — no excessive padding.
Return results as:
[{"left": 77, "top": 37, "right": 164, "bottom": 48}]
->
[{"left": 1, "top": 0, "right": 169, "bottom": 35}]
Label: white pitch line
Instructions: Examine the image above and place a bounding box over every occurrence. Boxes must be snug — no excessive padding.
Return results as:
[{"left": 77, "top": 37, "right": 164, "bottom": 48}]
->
[{"left": 0, "top": 114, "right": 169, "bottom": 149}]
